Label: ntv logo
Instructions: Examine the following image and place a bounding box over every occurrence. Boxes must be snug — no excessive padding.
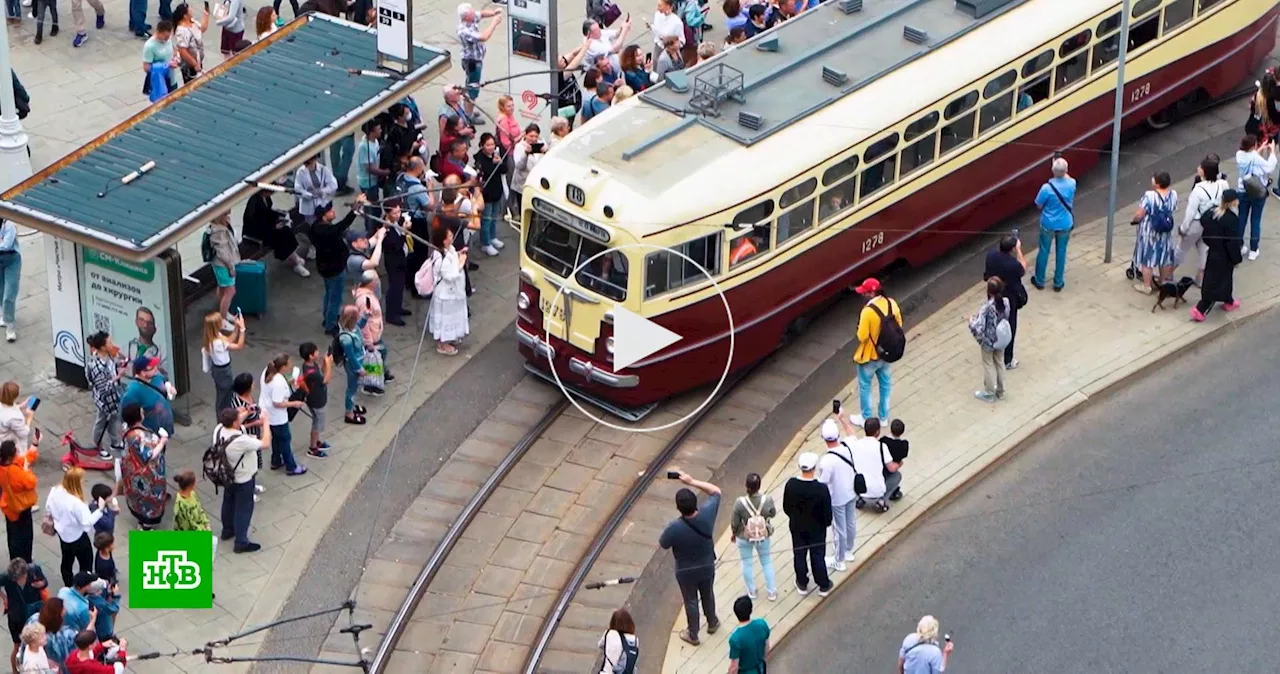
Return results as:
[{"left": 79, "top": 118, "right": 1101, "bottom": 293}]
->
[{"left": 142, "top": 551, "right": 201, "bottom": 590}]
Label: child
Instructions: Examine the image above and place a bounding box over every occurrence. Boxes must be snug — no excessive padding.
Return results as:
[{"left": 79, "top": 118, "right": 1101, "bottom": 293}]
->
[
  {"left": 298, "top": 342, "right": 333, "bottom": 459},
  {"left": 173, "top": 470, "right": 211, "bottom": 532},
  {"left": 90, "top": 534, "right": 120, "bottom": 640},
  {"left": 92, "top": 533, "right": 116, "bottom": 588},
  {"left": 88, "top": 484, "right": 118, "bottom": 536},
  {"left": 879, "top": 418, "right": 908, "bottom": 501}
]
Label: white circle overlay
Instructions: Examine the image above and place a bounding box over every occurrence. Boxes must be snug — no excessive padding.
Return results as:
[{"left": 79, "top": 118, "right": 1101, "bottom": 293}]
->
[{"left": 542, "top": 241, "right": 736, "bottom": 433}]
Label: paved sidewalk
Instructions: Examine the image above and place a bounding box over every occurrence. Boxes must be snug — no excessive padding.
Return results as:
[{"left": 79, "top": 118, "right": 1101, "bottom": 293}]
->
[{"left": 660, "top": 157, "right": 1280, "bottom": 673}]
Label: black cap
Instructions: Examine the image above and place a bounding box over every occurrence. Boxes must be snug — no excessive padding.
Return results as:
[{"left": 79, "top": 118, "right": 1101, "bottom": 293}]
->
[{"left": 72, "top": 571, "right": 98, "bottom": 588}]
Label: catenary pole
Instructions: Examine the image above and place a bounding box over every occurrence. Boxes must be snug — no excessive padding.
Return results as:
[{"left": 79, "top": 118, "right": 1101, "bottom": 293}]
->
[
  {"left": 0, "top": 17, "right": 31, "bottom": 193},
  {"left": 1104, "top": 0, "right": 1133, "bottom": 263}
]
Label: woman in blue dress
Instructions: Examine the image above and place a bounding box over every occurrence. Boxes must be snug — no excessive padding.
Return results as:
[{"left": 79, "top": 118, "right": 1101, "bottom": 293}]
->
[
  {"left": 119, "top": 355, "right": 174, "bottom": 437},
  {"left": 1131, "top": 171, "right": 1180, "bottom": 294}
]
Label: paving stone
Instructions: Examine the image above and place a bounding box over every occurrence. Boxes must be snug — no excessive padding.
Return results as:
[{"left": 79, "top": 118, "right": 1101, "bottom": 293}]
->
[
  {"left": 505, "top": 511, "right": 560, "bottom": 544},
  {"left": 471, "top": 564, "right": 526, "bottom": 599},
  {"left": 488, "top": 537, "right": 544, "bottom": 572},
  {"left": 441, "top": 620, "right": 496, "bottom": 655},
  {"left": 543, "top": 461, "right": 598, "bottom": 493},
  {"left": 523, "top": 485, "right": 578, "bottom": 519}
]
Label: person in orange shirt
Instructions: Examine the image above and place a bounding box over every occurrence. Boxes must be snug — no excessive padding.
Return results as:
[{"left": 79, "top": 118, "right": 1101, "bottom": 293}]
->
[
  {"left": 730, "top": 235, "right": 760, "bottom": 266},
  {"left": 0, "top": 439, "right": 38, "bottom": 564}
]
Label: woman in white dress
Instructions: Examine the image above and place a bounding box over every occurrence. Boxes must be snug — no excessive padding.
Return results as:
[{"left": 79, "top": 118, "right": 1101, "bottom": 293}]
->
[{"left": 427, "top": 223, "right": 470, "bottom": 355}]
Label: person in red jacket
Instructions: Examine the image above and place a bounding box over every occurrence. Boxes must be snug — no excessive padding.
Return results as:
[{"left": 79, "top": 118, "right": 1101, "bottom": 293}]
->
[{"left": 64, "top": 629, "right": 126, "bottom": 674}]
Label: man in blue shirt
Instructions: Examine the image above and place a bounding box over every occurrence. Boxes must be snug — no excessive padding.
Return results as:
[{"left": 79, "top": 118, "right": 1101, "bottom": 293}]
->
[
  {"left": 57, "top": 572, "right": 97, "bottom": 633},
  {"left": 898, "top": 615, "right": 953, "bottom": 674},
  {"left": 658, "top": 470, "right": 721, "bottom": 647},
  {"left": 1032, "top": 157, "right": 1076, "bottom": 291}
]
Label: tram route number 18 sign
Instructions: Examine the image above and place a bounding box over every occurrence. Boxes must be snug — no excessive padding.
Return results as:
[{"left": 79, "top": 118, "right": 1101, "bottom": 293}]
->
[{"left": 377, "top": 0, "right": 410, "bottom": 62}]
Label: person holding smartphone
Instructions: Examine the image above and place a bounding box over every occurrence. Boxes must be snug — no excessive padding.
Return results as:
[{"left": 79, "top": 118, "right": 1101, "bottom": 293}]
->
[
  {"left": 0, "top": 382, "right": 33, "bottom": 453},
  {"left": 509, "top": 124, "right": 544, "bottom": 220},
  {"left": 658, "top": 469, "right": 722, "bottom": 647}
]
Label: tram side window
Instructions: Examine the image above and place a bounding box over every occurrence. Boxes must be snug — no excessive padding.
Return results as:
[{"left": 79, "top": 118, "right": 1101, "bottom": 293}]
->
[
  {"left": 822, "top": 155, "right": 859, "bottom": 186},
  {"left": 1092, "top": 33, "right": 1120, "bottom": 69},
  {"left": 644, "top": 233, "right": 721, "bottom": 298},
  {"left": 1199, "top": 0, "right": 1225, "bottom": 9},
  {"left": 980, "top": 92, "right": 1014, "bottom": 133},
  {"left": 1164, "top": 0, "right": 1194, "bottom": 31},
  {"left": 1017, "top": 74, "right": 1051, "bottom": 113},
  {"left": 860, "top": 133, "right": 899, "bottom": 198},
  {"left": 819, "top": 177, "right": 856, "bottom": 222},
  {"left": 1055, "top": 30, "right": 1091, "bottom": 92},
  {"left": 777, "top": 201, "right": 815, "bottom": 244},
  {"left": 900, "top": 132, "right": 936, "bottom": 177},
  {"left": 576, "top": 238, "right": 629, "bottom": 302},
  {"left": 1132, "top": 0, "right": 1161, "bottom": 18},
  {"left": 940, "top": 112, "right": 976, "bottom": 155},
  {"left": 1021, "top": 50, "right": 1054, "bottom": 79},
  {"left": 729, "top": 200, "right": 774, "bottom": 268},
  {"left": 1127, "top": 16, "right": 1159, "bottom": 52}
]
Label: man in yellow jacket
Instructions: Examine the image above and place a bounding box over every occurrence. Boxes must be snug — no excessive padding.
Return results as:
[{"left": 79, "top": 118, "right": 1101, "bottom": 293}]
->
[{"left": 852, "top": 278, "right": 902, "bottom": 424}]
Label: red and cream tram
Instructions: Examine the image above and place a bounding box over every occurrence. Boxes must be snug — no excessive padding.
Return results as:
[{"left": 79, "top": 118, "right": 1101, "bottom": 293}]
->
[{"left": 516, "top": 0, "right": 1279, "bottom": 415}]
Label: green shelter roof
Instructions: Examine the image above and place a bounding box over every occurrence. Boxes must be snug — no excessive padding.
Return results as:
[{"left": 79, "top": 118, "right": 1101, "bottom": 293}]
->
[{"left": 0, "top": 13, "right": 449, "bottom": 261}]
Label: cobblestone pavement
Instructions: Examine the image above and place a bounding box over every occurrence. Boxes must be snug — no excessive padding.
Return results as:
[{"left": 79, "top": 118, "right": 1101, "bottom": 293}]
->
[{"left": 658, "top": 150, "right": 1280, "bottom": 674}]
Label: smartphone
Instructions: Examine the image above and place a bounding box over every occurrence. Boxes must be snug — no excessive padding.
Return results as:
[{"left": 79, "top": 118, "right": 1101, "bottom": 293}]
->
[
  {"left": 530, "top": 142, "right": 545, "bottom": 154},
  {"left": 290, "top": 367, "right": 300, "bottom": 381},
  {"left": 831, "top": 399, "right": 840, "bottom": 414},
  {"left": 1010, "top": 227, "right": 1019, "bottom": 238},
  {"left": 158, "top": 428, "right": 169, "bottom": 438},
  {"left": 645, "top": 52, "right": 653, "bottom": 66},
  {"left": 25, "top": 395, "right": 39, "bottom": 411},
  {"left": 203, "top": 0, "right": 209, "bottom": 7},
  {"left": 944, "top": 634, "right": 952, "bottom": 642},
  {"left": 666, "top": 471, "right": 680, "bottom": 479}
]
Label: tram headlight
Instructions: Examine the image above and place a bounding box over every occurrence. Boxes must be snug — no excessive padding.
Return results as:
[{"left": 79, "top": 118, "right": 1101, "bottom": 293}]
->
[
  {"left": 517, "top": 292, "right": 531, "bottom": 311},
  {"left": 606, "top": 336, "right": 615, "bottom": 354}
]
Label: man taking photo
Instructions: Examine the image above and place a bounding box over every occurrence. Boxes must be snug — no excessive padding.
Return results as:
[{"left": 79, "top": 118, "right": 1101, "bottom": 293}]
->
[{"left": 658, "top": 468, "right": 721, "bottom": 647}]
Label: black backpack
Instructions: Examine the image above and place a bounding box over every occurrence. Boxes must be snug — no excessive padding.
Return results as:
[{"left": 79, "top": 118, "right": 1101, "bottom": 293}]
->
[
  {"left": 330, "top": 331, "right": 347, "bottom": 366},
  {"left": 202, "top": 428, "right": 244, "bottom": 494},
  {"left": 868, "top": 300, "right": 905, "bottom": 363},
  {"left": 602, "top": 630, "right": 639, "bottom": 674},
  {"left": 200, "top": 227, "right": 216, "bottom": 263}
]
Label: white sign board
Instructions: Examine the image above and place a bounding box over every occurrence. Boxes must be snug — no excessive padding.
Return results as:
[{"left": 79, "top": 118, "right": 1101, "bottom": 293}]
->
[
  {"left": 77, "top": 248, "right": 177, "bottom": 378},
  {"left": 44, "top": 236, "right": 85, "bottom": 367},
  {"left": 506, "top": 0, "right": 556, "bottom": 127},
  {"left": 377, "top": 0, "right": 410, "bottom": 62}
]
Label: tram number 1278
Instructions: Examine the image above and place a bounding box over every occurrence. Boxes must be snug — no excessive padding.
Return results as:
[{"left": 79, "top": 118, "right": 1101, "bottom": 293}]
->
[{"left": 861, "top": 231, "right": 886, "bottom": 254}]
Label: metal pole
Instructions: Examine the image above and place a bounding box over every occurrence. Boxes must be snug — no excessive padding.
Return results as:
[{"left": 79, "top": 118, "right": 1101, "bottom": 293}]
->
[
  {"left": 0, "top": 20, "right": 31, "bottom": 193},
  {"left": 1104, "top": 0, "right": 1132, "bottom": 263}
]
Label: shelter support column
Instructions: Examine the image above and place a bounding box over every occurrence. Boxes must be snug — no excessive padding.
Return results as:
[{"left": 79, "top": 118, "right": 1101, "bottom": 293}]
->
[{"left": 0, "top": 17, "right": 31, "bottom": 192}]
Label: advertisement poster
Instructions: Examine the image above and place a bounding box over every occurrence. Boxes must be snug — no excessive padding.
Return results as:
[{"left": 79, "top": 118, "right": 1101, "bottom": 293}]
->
[
  {"left": 77, "top": 248, "right": 176, "bottom": 379},
  {"left": 45, "top": 237, "right": 85, "bottom": 367}
]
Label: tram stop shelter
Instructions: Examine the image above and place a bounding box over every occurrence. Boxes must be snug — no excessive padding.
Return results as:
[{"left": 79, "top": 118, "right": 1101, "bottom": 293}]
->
[{"left": 0, "top": 13, "right": 449, "bottom": 394}]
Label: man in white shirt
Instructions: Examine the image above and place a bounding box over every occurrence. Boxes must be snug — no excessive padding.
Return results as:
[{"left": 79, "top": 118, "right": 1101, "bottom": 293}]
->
[
  {"left": 214, "top": 407, "right": 269, "bottom": 553},
  {"left": 294, "top": 155, "right": 339, "bottom": 260},
  {"left": 581, "top": 16, "right": 631, "bottom": 75},
  {"left": 815, "top": 419, "right": 856, "bottom": 571},
  {"left": 838, "top": 415, "right": 901, "bottom": 513}
]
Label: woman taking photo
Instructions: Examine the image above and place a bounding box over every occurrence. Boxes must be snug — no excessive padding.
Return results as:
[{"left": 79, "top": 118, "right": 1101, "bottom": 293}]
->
[
  {"left": 596, "top": 608, "right": 639, "bottom": 674},
  {"left": 0, "top": 382, "right": 33, "bottom": 452},
  {"left": 1130, "top": 171, "right": 1179, "bottom": 295},
  {"left": 172, "top": 3, "right": 209, "bottom": 84},
  {"left": 619, "top": 44, "right": 650, "bottom": 92},
  {"left": 494, "top": 95, "right": 521, "bottom": 156},
  {"left": 119, "top": 403, "right": 168, "bottom": 531},
  {"left": 84, "top": 331, "right": 124, "bottom": 458},
  {"left": 427, "top": 223, "right": 469, "bottom": 356},
  {"left": 509, "top": 124, "right": 544, "bottom": 219},
  {"left": 202, "top": 311, "right": 246, "bottom": 422},
  {"left": 1192, "top": 189, "right": 1245, "bottom": 321},
  {"left": 968, "top": 277, "right": 1010, "bottom": 403},
  {"left": 259, "top": 354, "right": 307, "bottom": 476},
  {"left": 473, "top": 132, "right": 507, "bottom": 257},
  {"left": 0, "top": 440, "right": 36, "bottom": 563},
  {"left": 730, "top": 472, "right": 777, "bottom": 601},
  {"left": 44, "top": 467, "right": 104, "bottom": 586}
]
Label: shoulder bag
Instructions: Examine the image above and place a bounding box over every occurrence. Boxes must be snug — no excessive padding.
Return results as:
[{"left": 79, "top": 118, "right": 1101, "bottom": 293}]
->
[
  {"left": 680, "top": 517, "right": 711, "bottom": 540},
  {"left": 827, "top": 442, "right": 867, "bottom": 495},
  {"left": 1047, "top": 181, "right": 1073, "bottom": 217}
]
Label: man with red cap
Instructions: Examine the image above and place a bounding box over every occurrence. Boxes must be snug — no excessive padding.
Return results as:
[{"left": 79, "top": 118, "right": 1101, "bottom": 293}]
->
[{"left": 851, "top": 278, "right": 902, "bottom": 426}]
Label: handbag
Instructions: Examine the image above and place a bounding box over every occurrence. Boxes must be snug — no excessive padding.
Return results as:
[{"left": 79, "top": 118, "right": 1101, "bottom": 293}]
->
[
  {"left": 39, "top": 512, "right": 55, "bottom": 537},
  {"left": 829, "top": 443, "right": 867, "bottom": 495},
  {"left": 599, "top": 1, "right": 622, "bottom": 26},
  {"left": 211, "top": 0, "right": 230, "bottom": 22},
  {"left": 360, "top": 348, "right": 386, "bottom": 390}
]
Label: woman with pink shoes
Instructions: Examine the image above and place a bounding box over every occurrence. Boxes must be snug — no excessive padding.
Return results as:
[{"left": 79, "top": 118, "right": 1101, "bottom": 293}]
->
[{"left": 1192, "top": 188, "right": 1244, "bottom": 321}]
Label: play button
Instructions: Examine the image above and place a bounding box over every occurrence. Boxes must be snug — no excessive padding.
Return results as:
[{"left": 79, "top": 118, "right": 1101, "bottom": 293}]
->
[{"left": 611, "top": 304, "right": 682, "bottom": 372}]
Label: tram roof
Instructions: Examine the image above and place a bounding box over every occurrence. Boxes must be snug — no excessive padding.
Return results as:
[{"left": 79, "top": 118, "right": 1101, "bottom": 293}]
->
[
  {"left": 636, "top": 0, "right": 1029, "bottom": 151},
  {"left": 0, "top": 13, "right": 449, "bottom": 262}
]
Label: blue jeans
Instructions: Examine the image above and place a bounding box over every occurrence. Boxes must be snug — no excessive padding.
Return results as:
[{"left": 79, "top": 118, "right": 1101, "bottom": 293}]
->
[
  {"left": 344, "top": 366, "right": 361, "bottom": 412},
  {"left": 330, "top": 136, "right": 355, "bottom": 189},
  {"left": 269, "top": 423, "right": 297, "bottom": 472},
  {"left": 831, "top": 500, "right": 856, "bottom": 560},
  {"left": 322, "top": 275, "right": 344, "bottom": 331},
  {"left": 481, "top": 200, "right": 502, "bottom": 246},
  {"left": 1237, "top": 194, "right": 1266, "bottom": 252},
  {"left": 736, "top": 537, "right": 776, "bottom": 595},
  {"left": 157, "top": 0, "right": 171, "bottom": 19},
  {"left": 1033, "top": 228, "right": 1070, "bottom": 289},
  {"left": 856, "top": 359, "right": 891, "bottom": 421},
  {"left": 0, "top": 251, "right": 20, "bottom": 325},
  {"left": 4, "top": 0, "right": 17, "bottom": 19},
  {"left": 127, "top": 0, "right": 147, "bottom": 32},
  {"left": 219, "top": 477, "right": 255, "bottom": 547}
]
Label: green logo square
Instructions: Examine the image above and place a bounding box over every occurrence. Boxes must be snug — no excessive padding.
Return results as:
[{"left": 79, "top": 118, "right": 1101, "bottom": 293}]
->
[{"left": 127, "top": 531, "right": 214, "bottom": 609}]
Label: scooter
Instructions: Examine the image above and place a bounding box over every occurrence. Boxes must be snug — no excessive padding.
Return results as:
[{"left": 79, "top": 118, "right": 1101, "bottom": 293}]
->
[{"left": 60, "top": 430, "right": 116, "bottom": 472}]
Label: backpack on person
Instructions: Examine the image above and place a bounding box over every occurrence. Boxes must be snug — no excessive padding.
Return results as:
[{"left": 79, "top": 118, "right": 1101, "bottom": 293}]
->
[
  {"left": 200, "top": 227, "right": 216, "bottom": 263},
  {"left": 1148, "top": 193, "right": 1176, "bottom": 234},
  {"left": 867, "top": 300, "right": 905, "bottom": 363},
  {"left": 414, "top": 253, "right": 439, "bottom": 297},
  {"left": 992, "top": 311, "right": 1013, "bottom": 351},
  {"left": 602, "top": 630, "right": 639, "bottom": 674},
  {"left": 739, "top": 495, "right": 770, "bottom": 543},
  {"left": 202, "top": 428, "right": 245, "bottom": 494},
  {"left": 330, "top": 331, "right": 346, "bottom": 366}
]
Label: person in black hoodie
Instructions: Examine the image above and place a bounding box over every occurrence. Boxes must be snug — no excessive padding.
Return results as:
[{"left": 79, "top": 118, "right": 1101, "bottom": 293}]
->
[
  {"left": 473, "top": 132, "right": 507, "bottom": 257},
  {"left": 377, "top": 200, "right": 411, "bottom": 326},
  {"left": 1191, "top": 189, "right": 1244, "bottom": 321},
  {"left": 312, "top": 194, "right": 368, "bottom": 334},
  {"left": 783, "top": 452, "right": 832, "bottom": 597}
]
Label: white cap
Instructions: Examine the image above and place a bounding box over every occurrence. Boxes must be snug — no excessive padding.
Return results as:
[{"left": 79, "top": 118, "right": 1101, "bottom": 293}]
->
[
  {"left": 820, "top": 419, "right": 840, "bottom": 442},
  {"left": 797, "top": 452, "right": 819, "bottom": 471}
]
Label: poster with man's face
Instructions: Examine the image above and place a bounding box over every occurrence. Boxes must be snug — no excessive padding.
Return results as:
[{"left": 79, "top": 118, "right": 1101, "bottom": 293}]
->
[{"left": 77, "top": 249, "right": 174, "bottom": 379}]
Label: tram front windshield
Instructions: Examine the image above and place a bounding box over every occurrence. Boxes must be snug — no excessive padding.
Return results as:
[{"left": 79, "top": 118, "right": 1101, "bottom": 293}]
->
[{"left": 525, "top": 212, "right": 628, "bottom": 302}]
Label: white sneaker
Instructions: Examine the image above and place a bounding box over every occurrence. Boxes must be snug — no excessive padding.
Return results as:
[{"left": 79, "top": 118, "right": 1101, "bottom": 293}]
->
[
  {"left": 832, "top": 560, "right": 847, "bottom": 572},
  {"left": 5, "top": 328, "right": 14, "bottom": 343},
  {"left": 818, "top": 586, "right": 831, "bottom": 597},
  {"left": 767, "top": 590, "right": 777, "bottom": 601},
  {"left": 483, "top": 245, "right": 499, "bottom": 257},
  {"left": 848, "top": 414, "right": 865, "bottom": 427},
  {"left": 0, "top": 318, "right": 6, "bottom": 327},
  {"left": 492, "top": 238, "right": 505, "bottom": 249},
  {"left": 1249, "top": 249, "right": 1260, "bottom": 261},
  {"left": 254, "top": 484, "right": 265, "bottom": 494},
  {"left": 1242, "top": 244, "right": 1250, "bottom": 257},
  {"left": 795, "top": 584, "right": 810, "bottom": 596},
  {"left": 745, "top": 589, "right": 756, "bottom": 600},
  {"left": 292, "top": 263, "right": 311, "bottom": 277},
  {"left": 253, "top": 495, "right": 260, "bottom": 503},
  {"left": 843, "top": 551, "right": 855, "bottom": 562},
  {"left": 20, "top": 0, "right": 29, "bottom": 6},
  {"left": 825, "top": 555, "right": 836, "bottom": 568}
]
